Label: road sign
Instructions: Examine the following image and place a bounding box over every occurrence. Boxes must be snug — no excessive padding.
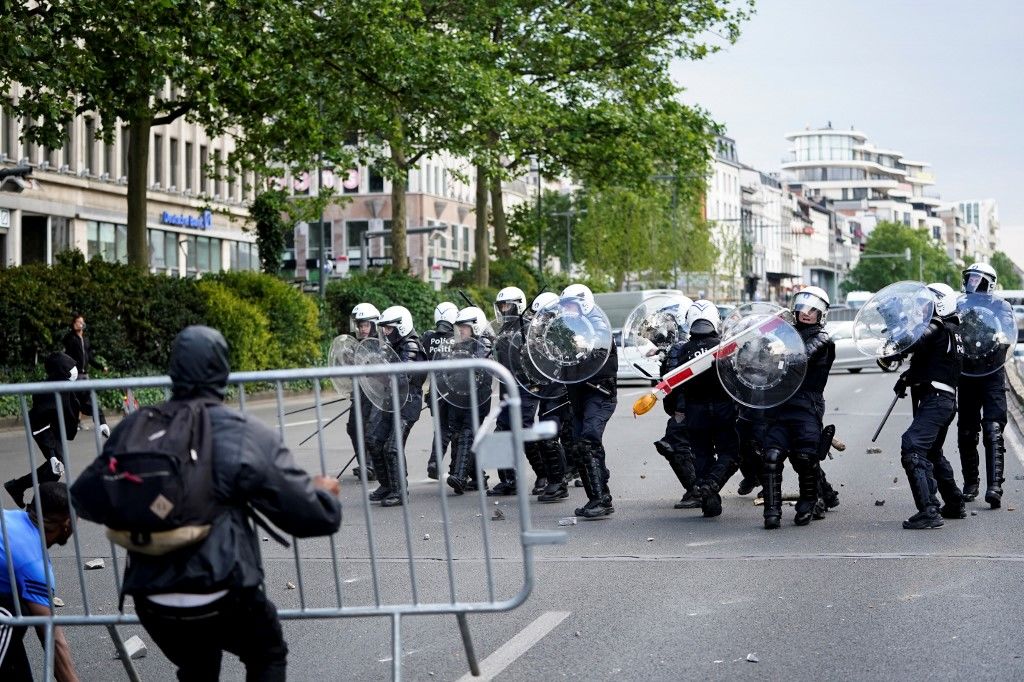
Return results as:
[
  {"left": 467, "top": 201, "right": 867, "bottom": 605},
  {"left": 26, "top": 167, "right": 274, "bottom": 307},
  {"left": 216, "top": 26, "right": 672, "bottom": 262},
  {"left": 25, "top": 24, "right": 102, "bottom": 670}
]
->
[{"left": 335, "top": 254, "right": 350, "bottom": 276}]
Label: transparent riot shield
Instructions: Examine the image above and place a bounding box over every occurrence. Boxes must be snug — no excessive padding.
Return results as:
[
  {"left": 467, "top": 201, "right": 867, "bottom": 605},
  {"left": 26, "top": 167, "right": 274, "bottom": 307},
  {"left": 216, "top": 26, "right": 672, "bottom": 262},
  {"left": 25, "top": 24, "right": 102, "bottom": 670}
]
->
[
  {"left": 958, "top": 293, "right": 1016, "bottom": 377},
  {"left": 853, "top": 281, "right": 935, "bottom": 358},
  {"left": 621, "top": 294, "right": 693, "bottom": 354},
  {"left": 436, "top": 336, "right": 496, "bottom": 409},
  {"left": 327, "top": 334, "right": 360, "bottom": 398},
  {"left": 721, "top": 302, "right": 795, "bottom": 337},
  {"left": 354, "top": 337, "right": 409, "bottom": 412},
  {"left": 526, "top": 298, "right": 613, "bottom": 384},
  {"left": 716, "top": 314, "right": 808, "bottom": 408}
]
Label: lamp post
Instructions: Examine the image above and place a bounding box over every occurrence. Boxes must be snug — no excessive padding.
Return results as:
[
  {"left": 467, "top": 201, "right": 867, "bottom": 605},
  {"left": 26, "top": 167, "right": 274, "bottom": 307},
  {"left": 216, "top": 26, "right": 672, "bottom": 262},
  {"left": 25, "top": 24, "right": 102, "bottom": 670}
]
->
[{"left": 550, "top": 207, "right": 586, "bottom": 276}]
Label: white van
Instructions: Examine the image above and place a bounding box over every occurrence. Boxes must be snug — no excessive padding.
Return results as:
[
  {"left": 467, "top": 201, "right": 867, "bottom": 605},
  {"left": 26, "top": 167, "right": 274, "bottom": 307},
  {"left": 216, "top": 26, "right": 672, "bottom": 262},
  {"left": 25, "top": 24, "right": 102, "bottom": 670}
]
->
[
  {"left": 594, "top": 289, "right": 684, "bottom": 382},
  {"left": 844, "top": 291, "right": 873, "bottom": 310}
]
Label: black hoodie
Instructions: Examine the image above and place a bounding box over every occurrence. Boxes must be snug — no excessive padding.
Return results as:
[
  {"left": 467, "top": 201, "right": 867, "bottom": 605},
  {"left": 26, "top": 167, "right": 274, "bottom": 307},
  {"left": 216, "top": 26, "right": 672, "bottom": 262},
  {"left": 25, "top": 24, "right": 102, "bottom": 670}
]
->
[
  {"left": 29, "top": 352, "right": 80, "bottom": 442},
  {"left": 122, "top": 326, "right": 342, "bottom": 596}
]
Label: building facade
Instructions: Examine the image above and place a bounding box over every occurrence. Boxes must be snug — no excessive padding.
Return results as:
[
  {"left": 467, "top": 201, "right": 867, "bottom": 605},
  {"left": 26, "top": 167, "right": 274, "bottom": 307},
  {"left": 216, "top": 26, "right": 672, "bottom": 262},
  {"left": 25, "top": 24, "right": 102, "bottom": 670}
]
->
[{"left": 0, "top": 85, "right": 258, "bottom": 275}]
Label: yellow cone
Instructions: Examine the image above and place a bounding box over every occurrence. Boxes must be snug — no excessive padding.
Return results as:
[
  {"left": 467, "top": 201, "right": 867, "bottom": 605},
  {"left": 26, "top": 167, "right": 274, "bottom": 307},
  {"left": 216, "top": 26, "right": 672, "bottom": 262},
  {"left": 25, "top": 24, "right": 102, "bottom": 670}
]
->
[{"left": 632, "top": 393, "right": 658, "bottom": 417}]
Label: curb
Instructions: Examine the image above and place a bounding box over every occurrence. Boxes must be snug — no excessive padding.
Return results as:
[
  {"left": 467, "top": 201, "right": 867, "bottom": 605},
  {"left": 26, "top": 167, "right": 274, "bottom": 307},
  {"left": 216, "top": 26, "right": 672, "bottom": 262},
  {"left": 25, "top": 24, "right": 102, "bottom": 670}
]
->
[{"left": 1005, "top": 361, "right": 1024, "bottom": 435}]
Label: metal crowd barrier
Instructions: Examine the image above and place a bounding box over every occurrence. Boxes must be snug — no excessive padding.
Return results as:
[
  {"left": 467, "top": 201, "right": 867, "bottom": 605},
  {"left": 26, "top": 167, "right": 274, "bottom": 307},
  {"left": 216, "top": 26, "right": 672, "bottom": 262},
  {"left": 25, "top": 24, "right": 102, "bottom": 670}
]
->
[{"left": 0, "top": 359, "right": 564, "bottom": 680}]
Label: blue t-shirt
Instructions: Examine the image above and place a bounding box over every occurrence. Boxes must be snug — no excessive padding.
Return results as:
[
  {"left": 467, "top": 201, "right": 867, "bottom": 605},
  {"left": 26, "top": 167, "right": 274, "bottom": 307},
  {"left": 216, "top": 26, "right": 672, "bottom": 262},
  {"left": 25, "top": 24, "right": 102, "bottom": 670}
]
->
[{"left": 0, "top": 510, "right": 54, "bottom": 607}]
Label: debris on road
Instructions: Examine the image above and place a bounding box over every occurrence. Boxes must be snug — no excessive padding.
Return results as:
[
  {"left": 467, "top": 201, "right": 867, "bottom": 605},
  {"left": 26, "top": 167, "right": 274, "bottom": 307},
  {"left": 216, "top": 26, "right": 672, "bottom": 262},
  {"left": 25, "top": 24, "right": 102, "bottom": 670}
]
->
[
  {"left": 746, "top": 653, "right": 759, "bottom": 663},
  {"left": 558, "top": 517, "right": 578, "bottom": 526},
  {"left": 875, "top": 500, "right": 885, "bottom": 506},
  {"left": 866, "top": 447, "right": 882, "bottom": 454},
  {"left": 640, "top": 474, "right": 647, "bottom": 479},
  {"left": 84, "top": 558, "right": 105, "bottom": 570},
  {"left": 971, "top": 511, "right": 978, "bottom": 516},
  {"left": 262, "top": 537, "right": 269, "bottom": 542},
  {"left": 893, "top": 477, "right": 899, "bottom": 483},
  {"left": 115, "top": 635, "right": 147, "bottom": 660},
  {"left": 491, "top": 508, "right": 505, "bottom": 521},
  {"left": 646, "top": 537, "right": 654, "bottom": 542},
  {"left": 1008, "top": 507, "right": 1016, "bottom": 512},
  {"left": 1015, "top": 475, "right": 1024, "bottom": 481},
  {"left": 286, "top": 581, "right": 296, "bottom": 590},
  {"left": 52, "top": 597, "right": 64, "bottom": 607},
  {"left": 423, "top": 533, "right": 431, "bottom": 540},
  {"left": 574, "top": 631, "right": 581, "bottom": 637}
]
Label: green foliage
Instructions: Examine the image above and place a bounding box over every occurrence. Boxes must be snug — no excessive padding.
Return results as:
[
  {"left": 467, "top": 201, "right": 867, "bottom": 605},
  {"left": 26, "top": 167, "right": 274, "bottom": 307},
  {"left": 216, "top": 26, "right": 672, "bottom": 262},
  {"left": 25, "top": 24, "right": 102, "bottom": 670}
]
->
[
  {"left": 205, "top": 271, "right": 322, "bottom": 367},
  {"left": 249, "top": 189, "right": 291, "bottom": 275},
  {"left": 991, "top": 251, "right": 1022, "bottom": 290},
  {"left": 325, "top": 271, "right": 441, "bottom": 336},
  {"left": 196, "top": 280, "right": 275, "bottom": 372},
  {"left": 842, "top": 222, "right": 959, "bottom": 294}
]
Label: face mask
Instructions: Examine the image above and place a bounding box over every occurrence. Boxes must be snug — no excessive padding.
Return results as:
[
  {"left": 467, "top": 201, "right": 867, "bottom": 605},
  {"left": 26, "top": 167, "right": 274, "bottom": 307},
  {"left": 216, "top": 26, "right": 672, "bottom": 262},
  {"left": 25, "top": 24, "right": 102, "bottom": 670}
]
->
[{"left": 68, "top": 367, "right": 79, "bottom": 382}]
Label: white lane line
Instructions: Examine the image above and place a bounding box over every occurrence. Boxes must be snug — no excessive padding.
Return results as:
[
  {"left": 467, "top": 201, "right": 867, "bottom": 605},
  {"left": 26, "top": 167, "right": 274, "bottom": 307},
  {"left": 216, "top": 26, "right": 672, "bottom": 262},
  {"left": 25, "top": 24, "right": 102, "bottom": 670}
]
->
[
  {"left": 1006, "top": 417, "right": 1024, "bottom": 468},
  {"left": 457, "top": 611, "right": 570, "bottom": 682},
  {"left": 283, "top": 418, "right": 321, "bottom": 428}
]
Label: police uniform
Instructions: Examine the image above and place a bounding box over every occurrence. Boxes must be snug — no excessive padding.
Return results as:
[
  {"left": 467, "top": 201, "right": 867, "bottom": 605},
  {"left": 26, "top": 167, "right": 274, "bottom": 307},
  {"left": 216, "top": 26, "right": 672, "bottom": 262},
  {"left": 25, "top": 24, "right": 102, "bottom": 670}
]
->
[
  {"left": 654, "top": 342, "right": 698, "bottom": 508},
  {"left": 421, "top": 320, "right": 456, "bottom": 479}
]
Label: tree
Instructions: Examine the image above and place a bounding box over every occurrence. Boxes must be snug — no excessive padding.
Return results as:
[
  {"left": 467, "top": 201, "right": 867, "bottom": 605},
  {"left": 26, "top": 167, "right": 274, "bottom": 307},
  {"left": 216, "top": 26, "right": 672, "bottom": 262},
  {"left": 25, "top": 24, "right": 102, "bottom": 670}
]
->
[
  {"left": 991, "top": 250, "right": 1022, "bottom": 289},
  {"left": 249, "top": 190, "right": 290, "bottom": 275},
  {"left": 842, "top": 222, "right": 959, "bottom": 293},
  {"left": 1, "top": 0, "right": 308, "bottom": 268}
]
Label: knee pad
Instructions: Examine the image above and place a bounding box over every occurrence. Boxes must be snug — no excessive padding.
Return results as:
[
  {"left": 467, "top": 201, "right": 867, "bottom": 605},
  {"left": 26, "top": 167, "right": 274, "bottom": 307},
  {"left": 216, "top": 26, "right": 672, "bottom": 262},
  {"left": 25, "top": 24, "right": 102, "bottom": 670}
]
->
[
  {"left": 790, "top": 452, "right": 815, "bottom": 473},
  {"left": 764, "top": 448, "right": 784, "bottom": 474},
  {"left": 901, "top": 452, "right": 928, "bottom": 471}
]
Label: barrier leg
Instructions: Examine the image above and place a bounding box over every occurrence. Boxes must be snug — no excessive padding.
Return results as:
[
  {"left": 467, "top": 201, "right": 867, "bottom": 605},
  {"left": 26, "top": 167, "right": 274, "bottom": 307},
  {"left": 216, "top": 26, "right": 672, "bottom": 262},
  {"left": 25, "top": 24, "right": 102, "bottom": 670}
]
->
[
  {"left": 457, "top": 613, "right": 481, "bottom": 677},
  {"left": 392, "top": 613, "right": 402, "bottom": 681},
  {"left": 107, "top": 624, "right": 142, "bottom": 682}
]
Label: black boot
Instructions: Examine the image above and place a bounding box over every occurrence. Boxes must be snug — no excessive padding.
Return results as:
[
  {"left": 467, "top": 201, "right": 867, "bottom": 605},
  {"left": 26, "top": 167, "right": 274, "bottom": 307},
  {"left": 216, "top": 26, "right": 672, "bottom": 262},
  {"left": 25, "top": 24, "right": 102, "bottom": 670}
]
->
[
  {"left": 983, "top": 422, "right": 1005, "bottom": 509},
  {"left": 657, "top": 440, "right": 699, "bottom": 509},
  {"left": 538, "top": 440, "right": 568, "bottom": 502},
  {"left": 447, "top": 429, "right": 474, "bottom": 495},
  {"left": 697, "top": 480, "right": 722, "bottom": 518},
  {"left": 901, "top": 452, "right": 941, "bottom": 529},
  {"left": 573, "top": 443, "right": 614, "bottom": 519},
  {"left": 428, "top": 425, "right": 453, "bottom": 481},
  {"left": 818, "top": 468, "right": 840, "bottom": 510},
  {"left": 524, "top": 442, "right": 547, "bottom": 495},
  {"left": 932, "top": 455, "right": 965, "bottom": 519},
  {"left": 367, "top": 440, "right": 391, "bottom": 501},
  {"left": 674, "top": 490, "right": 701, "bottom": 510},
  {"left": 4, "top": 476, "right": 30, "bottom": 509},
  {"left": 762, "top": 449, "right": 784, "bottom": 529},
  {"left": 792, "top": 454, "right": 818, "bottom": 527},
  {"left": 958, "top": 428, "right": 981, "bottom": 501},
  {"left": 381, "top": 430, "right": 409, "bottom": 508},
  {"left": 487, "top": 468, "right": 516, "bottom": 496}
]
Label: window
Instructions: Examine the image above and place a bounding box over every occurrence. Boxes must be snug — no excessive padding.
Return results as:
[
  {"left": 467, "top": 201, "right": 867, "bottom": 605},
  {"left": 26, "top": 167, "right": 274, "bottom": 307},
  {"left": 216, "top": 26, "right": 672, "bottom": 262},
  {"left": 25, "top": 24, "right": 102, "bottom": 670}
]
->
[
  {"left": 153, "top": 134, "right": 163, "bottom": 186},
  {"left": 61, "top": 116, "right": 72, "bottom": 169},
  {"left": 214, "top": 149, "right": 223, "bottom": 198},
  {"left": 120, "top": 125, "right": 130, "bottom": 179},
  {"left": 230, "top": 241, "right": 258, "bottom": 271},
  {"left": 451, "top": 223, "right": 459, "bottom": 254},
  {"left": 185, "top": 235, "right": 223, "bottom": 274},
  {"left": 463, "top": 226, "right": 470, "bottom": 258},
  {"left": 185, "top": 142, "right": 194, "bottom": 191},
  {"left": 932, "top": 226, "right": 942, "bottom": 240},
  {"left": 307, "top": 221, "right": 332, "bottom": 260},
  {"left": 0, "top": 99, "right": 13, "bottom": 159},
  {"left": 169, "top": 138, "right": 179, "bottom": 189},
  {"left": 369, "top": 165, "right": 384, "bottom": 193},
  {"left": 104, "top": 137, "right": 114, "bottom": 178},
  {"left": 83, "top": 117, "right": 95, "bottom": 174},
  {"left": 424, "top": 163, "right": 432, "bottom": 193},
  {"left": 86, "top": 221, "right": 128, "bottom": 264},
  {"left": 199, "top": 145, "right": 208, "bottom": 193},
  {"left": 435, "top": 167, "right": 442, "bottom": 196},
  {"left": 346, "top": 220, "right": 368, "bottom": 258},
  {"left": 148, "top": 229, "right": 181, "bottom": 271}
]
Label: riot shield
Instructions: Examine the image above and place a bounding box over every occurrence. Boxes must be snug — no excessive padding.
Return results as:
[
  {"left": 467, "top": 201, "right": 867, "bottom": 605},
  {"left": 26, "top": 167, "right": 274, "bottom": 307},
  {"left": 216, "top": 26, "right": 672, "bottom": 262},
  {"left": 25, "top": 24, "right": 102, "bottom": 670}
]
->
[
  {"left": 621, "top": 294, "right": 693, "bottom": 354},
  {"left": 526, "top": 297, "right": 613, "bottom": 384},
  {"left": 853, "top": 281, "right": 934, "bottom": 358},
  {"left": 958, "top": 293, "right": 1016, "bottom": 377},
  {"left": 489, "top": 317, "right": 553, "bottom": 398},
  {"left": 716, "top": 314, "right": 808, "bottom": 408},
  {"left": 435, "top": 337, "right": 495, "bottom": 409},
  {"left": 327, "top": 334, "right": 359, "bottom": 398},
  {"left": 353, "top": 337, "right": 409, "bottom": 412},
  {"left": 721, "top": 302, "right": 795, "bottom": 337}
]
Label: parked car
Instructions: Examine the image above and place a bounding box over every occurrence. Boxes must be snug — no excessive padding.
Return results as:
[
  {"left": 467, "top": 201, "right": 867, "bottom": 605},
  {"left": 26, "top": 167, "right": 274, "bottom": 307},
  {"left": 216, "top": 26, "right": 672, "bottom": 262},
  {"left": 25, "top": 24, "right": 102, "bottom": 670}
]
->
[
  {"left": 825, "top": 321, "right": 891, "bottom": 373},
  {"left": 613, "top": 328, "right": 661, "bottom": 383}
]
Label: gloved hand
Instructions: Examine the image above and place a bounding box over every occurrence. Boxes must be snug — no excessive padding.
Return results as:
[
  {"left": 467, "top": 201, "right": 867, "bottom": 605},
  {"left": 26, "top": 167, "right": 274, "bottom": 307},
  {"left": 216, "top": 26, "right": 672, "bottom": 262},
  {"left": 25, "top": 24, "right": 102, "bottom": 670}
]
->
[
  {"left": 99, "top": 423, "right": 110, "bottom": 439},
  {"left": 50, "top": 457, "right": 65, "bottom": 477},
  {"left": 876, "top": 356, "right": 902, "bottom": 372},
  {"left": 893, "top": 372, "right": 909, "bottom": 398}
]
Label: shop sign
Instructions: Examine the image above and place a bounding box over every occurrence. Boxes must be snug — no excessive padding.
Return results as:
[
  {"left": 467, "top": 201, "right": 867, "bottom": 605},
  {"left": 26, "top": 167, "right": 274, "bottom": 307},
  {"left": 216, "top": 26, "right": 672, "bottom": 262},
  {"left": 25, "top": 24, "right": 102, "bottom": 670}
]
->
[{"left": 161, "top": 210, "right": 212, "bottom": 230}]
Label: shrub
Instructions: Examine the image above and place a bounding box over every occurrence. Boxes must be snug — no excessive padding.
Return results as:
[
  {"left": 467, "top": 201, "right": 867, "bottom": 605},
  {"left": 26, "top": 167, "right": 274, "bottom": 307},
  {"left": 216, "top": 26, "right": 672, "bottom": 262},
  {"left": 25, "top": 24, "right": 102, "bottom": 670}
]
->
[
  {"left": 207, "top": 271, "right": 321, "bottom": 367},
  {"left": 325, "top": 271, "right": 440, "bottom": 336},
  {"left": 197, "top": 280, "right": 275, "bottom": 371}
]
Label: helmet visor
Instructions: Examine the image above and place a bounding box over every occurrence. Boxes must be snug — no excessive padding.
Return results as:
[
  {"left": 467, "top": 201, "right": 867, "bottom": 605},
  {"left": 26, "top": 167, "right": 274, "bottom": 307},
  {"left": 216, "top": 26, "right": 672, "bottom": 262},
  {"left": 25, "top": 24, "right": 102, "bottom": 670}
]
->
[
  {"left": 964, "top": 272, "right": 990, "bottom": 294},
  {"left": 793, "top": 293, "right": 827, "bottom": 316}
]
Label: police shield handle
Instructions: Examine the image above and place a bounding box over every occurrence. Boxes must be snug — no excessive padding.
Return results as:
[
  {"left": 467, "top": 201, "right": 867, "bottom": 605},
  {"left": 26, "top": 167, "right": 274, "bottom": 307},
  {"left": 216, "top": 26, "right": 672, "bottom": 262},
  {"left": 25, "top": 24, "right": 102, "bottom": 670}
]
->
[{"left": 632, "top": 312, "right": 787, "bottom": 417}]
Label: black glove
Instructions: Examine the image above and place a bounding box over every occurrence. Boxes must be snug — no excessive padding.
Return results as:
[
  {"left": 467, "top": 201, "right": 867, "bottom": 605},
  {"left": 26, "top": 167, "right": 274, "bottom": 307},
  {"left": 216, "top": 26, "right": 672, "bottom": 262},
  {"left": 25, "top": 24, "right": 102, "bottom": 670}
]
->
[
  {"left": 876, "top": 356, "right": 902, "bottom": 372},
  {"left": 893, "top": 372, "right": 909, "bottom": 398}
]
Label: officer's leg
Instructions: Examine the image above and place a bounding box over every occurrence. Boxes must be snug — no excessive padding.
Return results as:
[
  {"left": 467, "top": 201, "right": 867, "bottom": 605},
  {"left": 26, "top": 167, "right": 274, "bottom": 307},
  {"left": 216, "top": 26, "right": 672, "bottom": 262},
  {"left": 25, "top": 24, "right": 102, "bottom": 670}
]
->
[
  {"left": 697, "top": 401, "right": 740, "bottom": 518},
  {"left": 654, "top": 414, "right": 698, "bottom": 508},
  {"left": 572, "top": 388, "right": 616, "bottom": 519},
  {"left": 427, "top": 397, "right": 450, "bottom": 480},
  {"left": 957, "top": 380, "right": 982, "bottom": 500},
  {"left": 735, "top": 413, "right": 762, "bottom": 495},
  {"left": 900, "top": 394, "right": 950, "bottom": 529},
  {"left": 789, "top": 452, "right": 820, "bottom": 527},
  {"left": 489, "top": 404, "right": 517, "bottom": 496},
  {"left": 926, "top": 407, "right": 965, "bottom": 519},
  {"left": 982, "top": 373, "right": 1009, "bottom": 508},
  {"left": 761, "top": 448, "right": 786, "bottom": 529},
  {"left": 537, "top": 437, "right": 569, "bottom": 502},
  {"left": 381, "top": 420, "right": 414, "bottom": 507}
]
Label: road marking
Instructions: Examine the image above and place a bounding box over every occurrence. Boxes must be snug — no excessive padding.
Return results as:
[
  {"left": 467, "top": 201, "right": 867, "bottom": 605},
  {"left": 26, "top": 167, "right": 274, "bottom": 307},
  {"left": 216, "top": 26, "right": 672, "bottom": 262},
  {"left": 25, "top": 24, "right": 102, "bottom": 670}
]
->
[
  {"left": 457, "top": 611, "right": 570, "bottom": 682},
  {"left": 1006, "top": 417, "right": 1024, "bottom": 468},
  {"left": 283, "top": 418, "right": 321, "bottom": 428}
]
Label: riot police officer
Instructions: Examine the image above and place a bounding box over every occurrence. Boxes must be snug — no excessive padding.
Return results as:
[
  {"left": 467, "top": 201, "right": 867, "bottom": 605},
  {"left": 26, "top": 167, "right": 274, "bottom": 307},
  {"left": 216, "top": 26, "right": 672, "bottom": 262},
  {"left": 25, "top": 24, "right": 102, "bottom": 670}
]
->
[
  {"left": 560, "top": 284, "right": 618, "bottom": 519},
  {"left": 348, "top": 302, "right": 380, "bottom": 481},
  {"left": 367, "top": 306, "right": 427, "bottom": 507},
  {"left": 530, "top": 292, "right": 575, "bottom": 502},
  {"left": 956, "top": 263, "right": 1013, "bottom": 508},
  {"left": 888, "top": 283, "right": 966, "bottom": 529},
  {"left": 446, "top": 307, "right": 494, "bottom": 495},
  {"left": 761, "top": 287, "right": 836, "bottom": 529},
  {"left": 422, "top": 301, "right": 458, "bottom": 479}
]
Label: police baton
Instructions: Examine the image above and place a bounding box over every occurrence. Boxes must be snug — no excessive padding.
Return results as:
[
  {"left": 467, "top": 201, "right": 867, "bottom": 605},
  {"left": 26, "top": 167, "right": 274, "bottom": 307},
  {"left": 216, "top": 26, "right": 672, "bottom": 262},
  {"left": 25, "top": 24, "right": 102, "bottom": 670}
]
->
[
  {"left": 871, "top": 393, "right": 902, "bottom": 443},
  {"left": 299, "top": 406, "right": 352, "bottom": 446}
]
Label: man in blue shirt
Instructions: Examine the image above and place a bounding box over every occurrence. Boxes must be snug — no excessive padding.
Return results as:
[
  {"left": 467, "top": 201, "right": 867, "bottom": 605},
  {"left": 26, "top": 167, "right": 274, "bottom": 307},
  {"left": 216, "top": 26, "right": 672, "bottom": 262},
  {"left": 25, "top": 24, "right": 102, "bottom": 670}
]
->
[{"left": 0, "top": 482, "right": 79, "bottom": 681}]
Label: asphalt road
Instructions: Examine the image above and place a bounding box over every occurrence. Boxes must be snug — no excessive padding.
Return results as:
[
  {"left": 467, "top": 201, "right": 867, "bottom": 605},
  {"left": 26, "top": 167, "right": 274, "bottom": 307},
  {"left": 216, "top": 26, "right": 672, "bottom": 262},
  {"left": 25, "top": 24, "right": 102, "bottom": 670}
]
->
[{"left": 5, "top": 366, "right": 1024, "bottom": 681}]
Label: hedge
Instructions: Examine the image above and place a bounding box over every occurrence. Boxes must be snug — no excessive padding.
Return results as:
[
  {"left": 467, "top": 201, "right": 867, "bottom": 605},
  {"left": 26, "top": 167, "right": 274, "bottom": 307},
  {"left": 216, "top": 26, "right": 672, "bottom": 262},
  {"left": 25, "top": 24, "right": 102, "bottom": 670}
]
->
[
  {"left": 326, "top": 271, "right": 442, "bottom": 336},
  {"left": 0, "top": 251, "right": 324, "bottom": 416}
]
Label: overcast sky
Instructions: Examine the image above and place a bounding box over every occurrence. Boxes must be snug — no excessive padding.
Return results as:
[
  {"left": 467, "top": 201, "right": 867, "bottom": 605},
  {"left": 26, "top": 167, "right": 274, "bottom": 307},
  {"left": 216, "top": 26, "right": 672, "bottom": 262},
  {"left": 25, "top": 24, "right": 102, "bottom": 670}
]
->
[{"left": 670, "top": 0, "right": 1024, "bottom": 263}]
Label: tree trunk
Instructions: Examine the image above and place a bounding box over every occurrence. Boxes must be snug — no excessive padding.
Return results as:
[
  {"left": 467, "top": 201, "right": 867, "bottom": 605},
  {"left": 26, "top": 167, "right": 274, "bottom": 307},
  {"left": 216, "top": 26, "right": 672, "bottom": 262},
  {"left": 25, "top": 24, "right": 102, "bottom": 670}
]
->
[
  {"left": 390, "top": 145, "right": 408, "bottom": 272},
  {"left": 474, "top": 164, "right": 490, "bottom": 287},
  {"left": 490, "top": 174, "right": 511, "bottom": 259},
  {"left": 126, "top": 116, "right": 152, "bottom": 269}
]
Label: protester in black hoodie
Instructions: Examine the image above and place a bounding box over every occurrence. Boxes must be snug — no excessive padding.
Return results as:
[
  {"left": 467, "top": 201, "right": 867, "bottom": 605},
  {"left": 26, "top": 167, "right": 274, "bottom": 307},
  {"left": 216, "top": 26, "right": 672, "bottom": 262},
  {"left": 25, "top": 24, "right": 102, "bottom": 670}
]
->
[
  {"left": 61, "top": 312, "right": 108, "bottom": 436},
  {"left": 125, "top": 326, "right": 341, "bottom": 681},
  {"left": 4, "top": 352, "right": 80, "bottom": 508}
]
